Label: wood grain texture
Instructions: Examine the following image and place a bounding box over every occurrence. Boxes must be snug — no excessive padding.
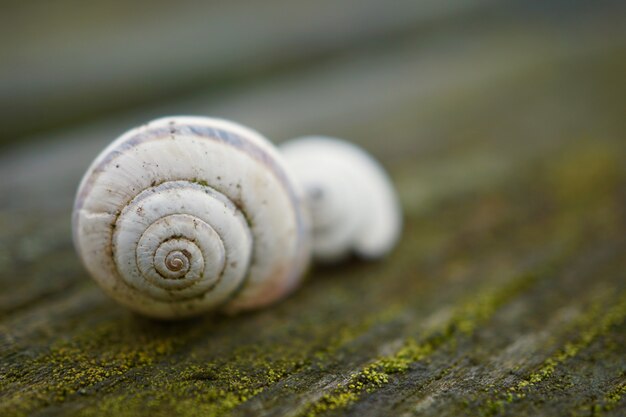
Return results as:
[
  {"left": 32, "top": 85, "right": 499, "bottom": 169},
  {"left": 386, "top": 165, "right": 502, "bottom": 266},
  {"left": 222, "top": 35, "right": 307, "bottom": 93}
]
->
[{"left": 0, "top": 2, "right": 625, "bottom": 416}]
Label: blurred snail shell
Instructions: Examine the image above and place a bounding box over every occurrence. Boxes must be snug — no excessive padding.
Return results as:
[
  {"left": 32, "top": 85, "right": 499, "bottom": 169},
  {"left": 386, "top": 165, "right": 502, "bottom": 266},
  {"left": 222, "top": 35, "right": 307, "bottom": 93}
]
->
[
  {"left": 73, "top": 116, "right": 310, "bottom": 319},
  {"left": 281, "top": 137, "right": 402, "bottom": 262}
]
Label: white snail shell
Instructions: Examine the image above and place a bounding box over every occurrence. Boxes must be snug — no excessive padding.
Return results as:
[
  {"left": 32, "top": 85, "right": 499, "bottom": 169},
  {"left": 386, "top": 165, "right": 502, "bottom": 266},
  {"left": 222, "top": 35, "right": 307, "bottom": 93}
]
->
[
  {"left": 280, "top": 136, "right": 402, "bottom": 262},
  {"left": 73, "top": 116, "right": 310, "bottom": 319}
]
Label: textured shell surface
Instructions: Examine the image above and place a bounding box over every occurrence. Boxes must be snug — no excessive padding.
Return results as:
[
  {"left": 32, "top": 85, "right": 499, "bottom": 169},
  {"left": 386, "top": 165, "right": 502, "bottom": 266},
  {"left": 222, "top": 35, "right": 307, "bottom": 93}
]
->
[
  {"left": 73, "top": 116, "right": 310, "bottom": 319},
  {"left": 280, "top": 136, "right": 402, "bottom": 262}
]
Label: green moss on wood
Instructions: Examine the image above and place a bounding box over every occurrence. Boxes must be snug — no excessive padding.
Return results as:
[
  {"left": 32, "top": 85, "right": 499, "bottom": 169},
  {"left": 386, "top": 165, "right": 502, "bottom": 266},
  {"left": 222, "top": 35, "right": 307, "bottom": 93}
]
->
[
  {"left": 299, "top": 266, "right": 549, "bottom": 417},
  {"left": 479, "top": 292, "right": 626, "bottom": 416}
]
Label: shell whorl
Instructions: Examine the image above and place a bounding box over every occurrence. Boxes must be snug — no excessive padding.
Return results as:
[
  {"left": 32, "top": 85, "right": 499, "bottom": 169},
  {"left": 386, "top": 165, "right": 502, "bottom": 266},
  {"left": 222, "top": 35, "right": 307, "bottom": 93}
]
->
[
  {"left": 73, "top": 117, "right": 310, "bottom": 318},
  {"left": 112, "top": 181, "right": 251, "bottom": 303}
]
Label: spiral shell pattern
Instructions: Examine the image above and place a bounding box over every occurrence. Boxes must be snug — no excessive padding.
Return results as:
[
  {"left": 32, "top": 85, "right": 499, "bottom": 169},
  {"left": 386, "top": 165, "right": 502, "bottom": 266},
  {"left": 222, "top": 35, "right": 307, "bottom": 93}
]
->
[{"left": 73, "top": 117, "right": 310, "bottom": 318}]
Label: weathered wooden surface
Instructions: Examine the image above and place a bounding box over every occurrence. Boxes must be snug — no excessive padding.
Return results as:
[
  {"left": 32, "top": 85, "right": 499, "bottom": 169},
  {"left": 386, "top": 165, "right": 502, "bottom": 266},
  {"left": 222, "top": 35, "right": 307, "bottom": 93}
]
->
[{"left": 1, "top": 2, "right": 625, "bottom": 416}]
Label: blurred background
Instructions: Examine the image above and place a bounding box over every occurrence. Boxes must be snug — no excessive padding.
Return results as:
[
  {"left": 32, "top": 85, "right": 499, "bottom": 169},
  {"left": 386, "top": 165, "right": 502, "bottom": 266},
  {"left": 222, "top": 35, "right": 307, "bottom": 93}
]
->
[{"left": 1, "top": 0, "right": 625, "bottom": 214}]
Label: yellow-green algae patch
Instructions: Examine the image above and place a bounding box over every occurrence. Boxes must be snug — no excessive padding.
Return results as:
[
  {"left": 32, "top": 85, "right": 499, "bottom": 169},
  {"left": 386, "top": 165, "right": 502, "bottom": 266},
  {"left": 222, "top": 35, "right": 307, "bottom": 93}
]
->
[
  {"left": 21, "top": 305, "right": 408, "bottom": 416},
  {"left": 299, "top": 264, "right": 547, "bottom": 417},
  {"left": 479, "top": 292, "right": 626, "bottom": 416},
  {"left": 572, "top": 378, "right": 626, "bottom": 417},
  {"left": 599, "top": 381, "right": 626, "bottom": 413},
  {"left": 72, "top": 364, "right": 282, "bottom": 417},
  {"left": 1, "top": 319, "right": 184, "bottom": 416}
]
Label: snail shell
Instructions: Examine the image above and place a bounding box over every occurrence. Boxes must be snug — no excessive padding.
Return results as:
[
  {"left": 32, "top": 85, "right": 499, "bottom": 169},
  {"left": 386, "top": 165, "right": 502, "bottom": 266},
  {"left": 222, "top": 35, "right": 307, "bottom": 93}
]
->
[
  {"left": 280, "top": 136, "right": 402, "bottom": 262},
  {"left": 73, "top": 116, "right": 310, "bottom": 319}
]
